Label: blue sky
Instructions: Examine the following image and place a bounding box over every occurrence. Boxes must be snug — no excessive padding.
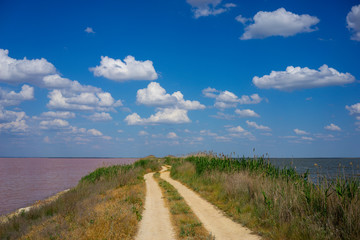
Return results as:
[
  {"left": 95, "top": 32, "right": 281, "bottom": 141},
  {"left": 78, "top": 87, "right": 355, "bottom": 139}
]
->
[{"left": 0, "top": 0, "right": 359, "bottom": 157}]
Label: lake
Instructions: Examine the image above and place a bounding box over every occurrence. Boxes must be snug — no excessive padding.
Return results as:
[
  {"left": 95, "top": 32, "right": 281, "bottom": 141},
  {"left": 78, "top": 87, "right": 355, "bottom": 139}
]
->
[{"left": 0, "top": 158, "right": 137, "bottom": 215}]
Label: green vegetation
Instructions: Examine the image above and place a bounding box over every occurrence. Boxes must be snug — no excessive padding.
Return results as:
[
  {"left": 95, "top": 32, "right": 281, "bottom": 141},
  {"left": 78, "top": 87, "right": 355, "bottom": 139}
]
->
[
  {"left": 153, "top": 171, "right": 213, "bottom": 240},
  {"left": 166, "top": 154, "right": 360, "bottom": 240},
  {"left": 0, "top": 157, "right": 162, "bottom": 240}
]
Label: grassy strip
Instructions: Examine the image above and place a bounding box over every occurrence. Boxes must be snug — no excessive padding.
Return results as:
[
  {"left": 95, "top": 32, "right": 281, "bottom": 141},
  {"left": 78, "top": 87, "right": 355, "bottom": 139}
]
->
[
  {"left": 153, "top": 171, "right": 213, "bottom": 240},
  {"left": 166, "top": 155, "right": 360, "bottom": 240},
  {"left": 0, "top": 157, "right": 162, "bottom": 240}
]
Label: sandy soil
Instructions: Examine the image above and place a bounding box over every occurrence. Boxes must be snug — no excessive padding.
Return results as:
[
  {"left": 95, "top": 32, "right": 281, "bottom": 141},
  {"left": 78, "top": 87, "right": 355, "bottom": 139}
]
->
[
  {"left": 135, "top": 172, "right": 176, "bottom": 240},
  {"left": 160, "top": 166, "right": 261, "bottom": 240}
]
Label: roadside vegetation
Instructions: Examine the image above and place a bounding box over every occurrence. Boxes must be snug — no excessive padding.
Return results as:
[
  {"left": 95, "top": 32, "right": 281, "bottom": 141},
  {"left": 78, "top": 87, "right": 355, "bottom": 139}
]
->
[
  {"left": 153, "top": 171, "right": 213, "bottom": 240},
  {"left": 166, "top": 153, "right": 360, "bottom": 240},
  {"left": 0, "top": 156, "right": 162, "bottom": 240}
]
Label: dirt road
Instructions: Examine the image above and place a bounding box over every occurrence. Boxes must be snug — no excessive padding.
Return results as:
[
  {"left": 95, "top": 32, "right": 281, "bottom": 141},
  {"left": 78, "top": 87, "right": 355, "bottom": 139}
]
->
[
  {"left": 135, "top": 172, "right": 175, "bottom": 240},
  {"left": 160, "top": 167, "right": 260, "bottom": 240}
]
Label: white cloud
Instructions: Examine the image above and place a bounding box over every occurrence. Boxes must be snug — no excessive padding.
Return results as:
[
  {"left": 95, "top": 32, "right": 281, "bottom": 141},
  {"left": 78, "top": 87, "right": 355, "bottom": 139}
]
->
[
  {"left": 235, "top": 109, "right": 260, "bottom": 118},
  {"left": 47, "top": 90, "right": 122, "bottom": 111},
  {"left": 227, "top": 125, "right": 245, "bottom": 133},
  {"left": 88, "top": 112, "right": 112, "bottom": 121},
  {"left": 90, "top": 56, "right": 158, "bottom": 81},
  {"left": 88, "top": 128, "right": 103, "bottom": 136},
  {"left": 301, "top": 136, "right": 314, "bottom": 141},
  {"left": 240, "top": 8, "right": 319, "bottom": 40},
  {"left": 138, "top": 130, "right": 149, "bottom": 136},
  {"left": 203, "top": 87, "right": 262, "bottom": 109},
  {"left": 186, "top": 0, "right": 236, "bottom": 18},
  {"left": 167, "top": 132, "right": 178, "bottom": 139},
  {"left": 42, "top": 74, "right": 100, "bottom": 93},
  {"left": 294, "top": 128, "right": 309, "bottom": 135},
  {"left": 117, "top": 129, "right": 124, "bottom": 133},
  {"left": 0, "top": 107, "right": 28, "bottom": 133},
  {"left": 0, "top": 85, "right": 34, "bottom": 107},
  {"left": 40, "top": 119, "right": 69, "bottom": 129},
  {"left": 324, "top": 123, "right": 341, "bottom": 131},
  {"left": 226, "top": 125, "right": 255, "bottom": 140},
  {"left": 347, "top": 4, "right": 360, "bottom": 41},
  {"left": 0, "top": 49, "right": 56, "bottom": 84},
  {"left": 253, "top": 65, "right": 355, "bottom": 91},
  {"left": 346, "top": 103, "right": 360, "bottom": 115},
  {"left": 0, "top": 108, "right": 26, "bottom": 122},
  {"left": 125, "top": 108, "right": 190, "bottom": 125},
  {"left": 246, "top": 120, "right": 271, "bottom": 131},
  {"left": 235, "top": 14, "right": 250, "bottom": 24},
  {"left": 211, "top": 112, "right": 235, "bottom": 120},
  {"left": 137, "top": 82, "right": 205, "bottom": 110},
  {"left": 85, "top": 27, "right": 95, "bottom": 33},
  {"left": 41, "top": 111, "right": 75, "bottom": 119},
  {"left": 200, "top": 129, "right": 217, "bottom": 136},
  {"left": 0, "top": 119, "right": 28, "bottom": 133}
]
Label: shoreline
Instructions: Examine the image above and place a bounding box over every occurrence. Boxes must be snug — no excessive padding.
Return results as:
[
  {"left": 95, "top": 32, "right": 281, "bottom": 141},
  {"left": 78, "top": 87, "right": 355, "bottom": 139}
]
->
[{"left": 0, "top": 189, "right": 70, "bottom": 224}]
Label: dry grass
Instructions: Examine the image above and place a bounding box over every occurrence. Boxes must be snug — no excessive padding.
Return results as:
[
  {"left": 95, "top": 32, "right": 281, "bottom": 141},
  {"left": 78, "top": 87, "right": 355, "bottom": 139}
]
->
[
  {"left": 153, "top": 172, "right": 213, "bottom": 240},
  {"left": 0, "top": 158, "right": 162, "bottom": 240},
  {"left": 167, "top": 156, "right": 360, "bottom": 240}
]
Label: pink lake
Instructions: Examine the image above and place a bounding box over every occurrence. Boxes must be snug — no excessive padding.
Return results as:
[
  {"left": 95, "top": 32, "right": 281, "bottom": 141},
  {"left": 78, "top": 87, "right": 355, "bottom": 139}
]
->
[{"left": 0, "top": 158, "right": 137, "bottom": 215}]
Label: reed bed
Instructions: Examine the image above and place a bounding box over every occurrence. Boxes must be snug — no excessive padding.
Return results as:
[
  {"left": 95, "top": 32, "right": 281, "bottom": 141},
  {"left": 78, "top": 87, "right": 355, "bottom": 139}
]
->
[{"left": 166, "top": 153, "right": 360, "bottom": 240}]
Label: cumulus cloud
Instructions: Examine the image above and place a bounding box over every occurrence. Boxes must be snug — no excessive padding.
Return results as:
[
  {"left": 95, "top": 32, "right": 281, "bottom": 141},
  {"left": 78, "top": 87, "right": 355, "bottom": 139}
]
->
[
  {"left": 0, "top": 119, "right": 28, "bottom": 133},
  {"left": 235, "top": 14, "right": 251, "bottom": 24},
  {"left": 41, "top": 111, "right": 75, "bottom": 119},
  {"left": 203, "top": 87, "right": 262, "bottom": 108},
  {"left": 246, "top": 120, "right": 271, "bottom": 131},
  {"left": 186, "top": 0, "right": 236, "bottom": 18},
  {"left": 125, "top": 108, "right": 190, "bottom": 125},
  {"left": 0, "top": 49, "right": 56, "bottom": 84},
  {"left": 167, "top": 132, "right": 178, "bottom": 139},
  {"left": 253, "top": 65, "right": 355, "bottom": 91},
  {"left": 226, "top": 125, "right": 255, "bottom": 140},
  {"left": 85, "top": 27, "right": 95, "bottom": 33},
  {"left": 324, "top": 123, "right": 341, "bottom": 131},
  {"left": 0, "top": 107, "right": 28, "bottom": 133},
  {"left": 88, "top": 128, "right": 103, "bottom": 136},
  {"left": 88, "top": 112, "right": 112, "bottom": 121},
  {"left": 40, "top": 119, "right": 69, "bottom": 129},
  {"left": 294, "top": 128, "right": 309, "bottom": 135},
  {"left": 240, "top": 8, "right": 319, "bottom": 40},
  {"left": 227, "top": 125, "right": 245, "bottom": 133},
  {"left": 90, "top": 56, "right": 158, "bottom": 81},
  {"left": 47, "top": 90, "right": 122, "bottom": 111},
  {"left": 137, "top": 82, "right": 205, "bottom": 110},
  {"left": 347, "top": 4, "right": 360, "bottom": 41},
  {"left": 0, "top": 85, "right": 34, "bottom": 107},
  {"left": 235, "top": 109, "right": 260, "bottom": 118},
  {"left": 346, "top": 103, "right": 360, "bottom": 115},
  {"left": 42, "top": 74, "right": 100, "bottom": 93},
  {"left": 138, "top": 130, "right": 149, "bottom": 136}
]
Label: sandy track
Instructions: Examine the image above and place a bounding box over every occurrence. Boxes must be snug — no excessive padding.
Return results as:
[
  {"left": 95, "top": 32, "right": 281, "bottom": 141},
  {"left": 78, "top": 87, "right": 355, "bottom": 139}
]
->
[
  {"left": 135, "top": 172, "right": 175, "bottom": 240},
  {"left": 160, "top": 167, "right": 261, "bottom": 240}
]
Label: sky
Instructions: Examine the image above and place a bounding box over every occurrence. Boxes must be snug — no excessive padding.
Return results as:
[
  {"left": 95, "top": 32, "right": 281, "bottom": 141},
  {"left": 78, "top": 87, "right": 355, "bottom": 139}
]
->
[{"left": 0, "top": 0, "right": 359, "bottom": 158}]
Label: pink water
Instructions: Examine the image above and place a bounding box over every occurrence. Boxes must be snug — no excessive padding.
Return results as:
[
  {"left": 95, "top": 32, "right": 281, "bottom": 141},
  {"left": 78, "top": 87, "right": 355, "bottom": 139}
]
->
[{"left": 0, "top": 158, "right": 137, "bottom": 215}]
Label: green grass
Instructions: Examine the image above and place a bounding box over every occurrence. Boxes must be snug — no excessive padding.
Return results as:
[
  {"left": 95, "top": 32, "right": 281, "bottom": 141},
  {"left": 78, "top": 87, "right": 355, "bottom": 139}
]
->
[{"left": 165, "top": 154, "right": 360, "bottom": 240}]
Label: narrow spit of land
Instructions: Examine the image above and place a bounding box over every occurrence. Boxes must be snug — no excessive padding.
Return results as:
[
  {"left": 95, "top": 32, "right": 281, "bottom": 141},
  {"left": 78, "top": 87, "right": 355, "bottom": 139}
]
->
[
  {"left": 136, "top": 172, "right": 176, "bottom": 240},
  {"left": 160, "top": 166, "right": 261, "bottom": 240}
]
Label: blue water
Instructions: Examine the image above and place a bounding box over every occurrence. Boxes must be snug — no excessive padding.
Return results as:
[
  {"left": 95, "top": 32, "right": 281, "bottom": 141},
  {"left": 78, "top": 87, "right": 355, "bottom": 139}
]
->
[{"left": 269, "top": 158, "right": 360, "bottom": 181}]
